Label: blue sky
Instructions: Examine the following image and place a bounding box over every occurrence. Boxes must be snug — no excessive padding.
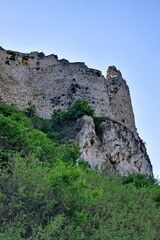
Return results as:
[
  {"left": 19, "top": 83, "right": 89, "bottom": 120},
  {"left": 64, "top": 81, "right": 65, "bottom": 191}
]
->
[{"left": 0, "top": 0, "right": 160, "bottom": 177}]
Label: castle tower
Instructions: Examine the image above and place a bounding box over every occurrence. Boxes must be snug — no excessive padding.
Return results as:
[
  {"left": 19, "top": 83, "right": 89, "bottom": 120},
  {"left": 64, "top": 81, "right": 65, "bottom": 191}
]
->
[{"left": 106, "top": 66, "right": 136, "bottom": 131}]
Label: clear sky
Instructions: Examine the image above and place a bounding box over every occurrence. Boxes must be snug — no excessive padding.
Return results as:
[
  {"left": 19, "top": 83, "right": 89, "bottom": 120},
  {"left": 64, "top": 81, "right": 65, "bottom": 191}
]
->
[{"left": 0, "top": 0, "right": 160, "bottom": 177}]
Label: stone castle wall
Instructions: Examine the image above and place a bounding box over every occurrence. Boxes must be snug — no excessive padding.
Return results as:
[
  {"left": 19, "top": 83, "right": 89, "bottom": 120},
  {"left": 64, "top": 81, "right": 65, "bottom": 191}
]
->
[{"left": 0, "top": 47, "right": 135, "bottom": 130}]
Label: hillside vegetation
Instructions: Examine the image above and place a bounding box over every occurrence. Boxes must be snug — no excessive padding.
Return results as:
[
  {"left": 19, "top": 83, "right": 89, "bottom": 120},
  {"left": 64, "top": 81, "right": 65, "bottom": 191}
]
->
[{"left": 0, "top": 101, "right": 160, "bottom": 240}]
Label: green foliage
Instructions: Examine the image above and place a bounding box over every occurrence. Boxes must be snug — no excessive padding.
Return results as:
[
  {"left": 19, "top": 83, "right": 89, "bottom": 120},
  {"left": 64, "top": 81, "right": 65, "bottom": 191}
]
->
[
  {"left": 8, "top": 55, "right": 15, "bottom": 61},
  {"left": 28, "top": 100, "right": 94, "bottom": 142},
  {"left": 151, "top": 185, "right": 160, "bottom": 206},
  {"left": 0, "top": 101, "right": 79, "bottom": 166},
  {"left": 51, "top": 99, "right": 94, "bottom": 124},
  {"left": 122, "top": 173, "right": 159, "bottom": 188},
  {"left": 24, "top": 104, "right": 36, "bottom": 117},
  {"left": 93, "top": 117, "right": 104, "bottom": 139},
  {"left": 0, "top": 155, "right": 92, "bottom": 239},
  {"left": 0, "top": 101, "right": 28, "bottom": 122},
  {"left": 0, "top": 114, "right": 29, "bottom": 166},
  {"left": 29, "top": 100, "right": 104, "bottom": 141},
  {"left": 0, "top": 101, "right": 160, "bottom": 239}
]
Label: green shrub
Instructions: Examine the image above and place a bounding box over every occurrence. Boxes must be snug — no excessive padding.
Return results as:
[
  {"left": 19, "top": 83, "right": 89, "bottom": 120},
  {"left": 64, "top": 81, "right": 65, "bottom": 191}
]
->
[
  {"left": 122, "top": 173, "right": 158, "bottom": 188},
  {"left": 0, "top": 101, "right": 80, "bottom": 167},
  {"left": 51, "top": 100, "right": 94, "bottom": 125},
  {"left": 24, "top": 100, "right": 104, "bottom": 141},
  {"left": 93, "top": 117, "right": 104, "bottom": 139},
  {"left": 24, "top": 105, "right": 36, "bottom": 117},
  {"left": 8, "top": 55, "right": 15, "bottom": 61},
  {"left": 49, "top": 100, "right": 106, "bottom": 141},
  {"left": 30, "top": 100, "right": 95, "bottom": 142},
  {"left": 1, "top": 101, "right": 160, "bottom": 239}
]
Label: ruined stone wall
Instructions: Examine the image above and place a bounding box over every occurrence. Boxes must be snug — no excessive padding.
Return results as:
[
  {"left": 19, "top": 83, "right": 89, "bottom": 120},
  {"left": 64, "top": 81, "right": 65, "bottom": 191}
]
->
[{"left": 0, "top": 47, "right": 135, "bottom": 130}]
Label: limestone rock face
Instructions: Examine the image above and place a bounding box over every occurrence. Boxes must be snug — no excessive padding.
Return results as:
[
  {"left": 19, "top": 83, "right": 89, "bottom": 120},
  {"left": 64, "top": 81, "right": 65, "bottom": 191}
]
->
[
  {"left": 0, "top": 47, "right": 135, "bottom": 130},
  {"left": 75, "top": 115, "right": 107, "bottom": 169},
  {"left": 0, "top": 47, "right": 153, "bottom": 175},
  {"left": 76, "top": 116, "right": 152, "bottom": 176}
]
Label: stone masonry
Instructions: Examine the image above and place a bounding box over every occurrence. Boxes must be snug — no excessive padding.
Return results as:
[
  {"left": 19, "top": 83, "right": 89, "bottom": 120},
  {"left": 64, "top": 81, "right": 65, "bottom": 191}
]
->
[{"left": 0, "top": 47, "right": 135, "bottom": 130}]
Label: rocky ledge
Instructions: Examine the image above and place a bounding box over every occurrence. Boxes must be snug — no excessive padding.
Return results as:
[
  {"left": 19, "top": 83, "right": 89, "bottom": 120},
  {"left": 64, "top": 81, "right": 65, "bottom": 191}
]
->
[{"left": 76, "top": 115, "right": 152, "bottom": 176}]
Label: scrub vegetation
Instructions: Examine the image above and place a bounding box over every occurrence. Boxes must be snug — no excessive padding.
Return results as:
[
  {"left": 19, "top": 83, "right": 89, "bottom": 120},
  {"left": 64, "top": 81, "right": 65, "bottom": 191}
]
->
[{"left": 0, "top": 100, "right": 160, "bottom": 239}]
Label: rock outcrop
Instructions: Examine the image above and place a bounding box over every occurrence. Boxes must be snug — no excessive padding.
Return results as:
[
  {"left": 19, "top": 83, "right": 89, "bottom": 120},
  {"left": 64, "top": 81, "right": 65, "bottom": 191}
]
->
[
  {"left": 0, "top": 47, "right": 153, "bottom": 175},
  {"left": 76, "top": 115, "right": 152, "bottom": 175}
]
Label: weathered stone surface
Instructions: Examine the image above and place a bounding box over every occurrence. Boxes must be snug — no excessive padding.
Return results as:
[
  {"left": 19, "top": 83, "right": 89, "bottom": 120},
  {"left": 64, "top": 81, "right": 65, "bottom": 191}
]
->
[
  {"left": 0, "top": 46, "right": 153, "bottom": 175},
  {"left": 0, "top": 47, "right": 135, "bottom": 130},
  {"left": 75, "top": 115, "right": 108, "bottom": 169},
  {"left": 76, "top": 116, "right": 152, "bottom": 176}
]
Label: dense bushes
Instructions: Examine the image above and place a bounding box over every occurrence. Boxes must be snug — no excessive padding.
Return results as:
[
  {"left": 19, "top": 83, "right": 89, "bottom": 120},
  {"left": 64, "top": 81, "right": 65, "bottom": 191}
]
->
[
  {"left": 28, "top": 100, "right": 104, "bottom": 141},
  {"left": 122, "top": 173, "right": 159, "bottom": 188},
  {"left": 0, "top": 101, "right": 80, "bottom": 167},
  {"left": 0, "top": 101, "right": 160, "bottom": 239},
  {"left": 51, "top": 100, "right": 94, "bottom": 124}
]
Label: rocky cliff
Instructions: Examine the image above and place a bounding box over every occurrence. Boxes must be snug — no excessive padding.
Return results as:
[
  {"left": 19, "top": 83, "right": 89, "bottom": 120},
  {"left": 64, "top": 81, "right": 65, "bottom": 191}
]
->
[
  {"left": 0, "top": 47, "right": 153, "bottom": 175},
  {"left": 76, "top": 116, "right": 152, "bottom": 175}
]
